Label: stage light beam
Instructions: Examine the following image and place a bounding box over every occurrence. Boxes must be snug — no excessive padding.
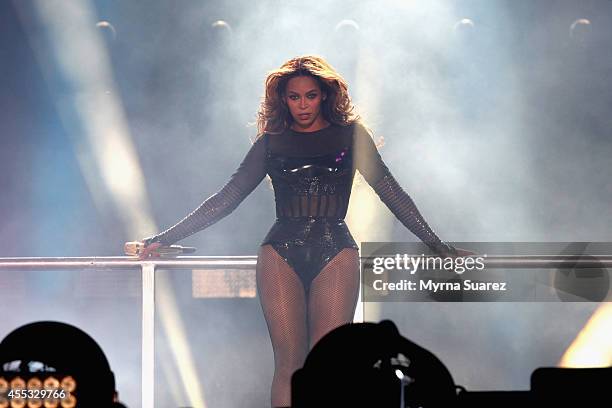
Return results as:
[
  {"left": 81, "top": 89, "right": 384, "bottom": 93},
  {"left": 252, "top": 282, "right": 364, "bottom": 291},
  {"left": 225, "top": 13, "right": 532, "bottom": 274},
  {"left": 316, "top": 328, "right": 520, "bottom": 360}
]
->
[{"left": 560, "top": 302, "right": 612, "bottom": 368}]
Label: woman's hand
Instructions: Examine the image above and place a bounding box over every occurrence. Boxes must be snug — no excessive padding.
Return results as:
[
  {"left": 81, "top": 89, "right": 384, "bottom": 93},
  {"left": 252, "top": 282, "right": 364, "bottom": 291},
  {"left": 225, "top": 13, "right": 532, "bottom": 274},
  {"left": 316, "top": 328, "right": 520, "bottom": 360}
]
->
[
  {"left": 433, "top": 243, "right": 476, "bottom": 258},
  {"left": 124, "top": 240, "right": 163, "bottom": 259},
  {"left": 138, "top": 241, "right": 162, "bottom": 260},
  {"left": 453, "top": 247, "right": 477, "bottom": 257}
]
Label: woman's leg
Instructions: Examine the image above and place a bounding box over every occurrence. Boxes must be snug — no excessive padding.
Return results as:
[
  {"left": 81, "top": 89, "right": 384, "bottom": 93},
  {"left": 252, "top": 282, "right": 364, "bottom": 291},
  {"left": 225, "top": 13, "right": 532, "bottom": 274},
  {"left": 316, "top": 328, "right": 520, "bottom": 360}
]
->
[
  {"left": 307, "top": 248, "right": 360, "bottom": 348},
  {"left": 257, "top": 244, "right": 309, "bottom": 407}
]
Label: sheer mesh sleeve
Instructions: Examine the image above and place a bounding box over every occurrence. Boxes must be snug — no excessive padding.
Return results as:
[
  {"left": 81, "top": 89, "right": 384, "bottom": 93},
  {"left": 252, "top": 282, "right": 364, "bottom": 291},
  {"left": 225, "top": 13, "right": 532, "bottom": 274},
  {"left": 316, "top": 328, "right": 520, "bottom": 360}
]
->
[
  {"left": 353, "top": 124, "right": 456, "bottom": 255},
  {"left": 145, "top": 135, "right": 268, "bottom": 246}
]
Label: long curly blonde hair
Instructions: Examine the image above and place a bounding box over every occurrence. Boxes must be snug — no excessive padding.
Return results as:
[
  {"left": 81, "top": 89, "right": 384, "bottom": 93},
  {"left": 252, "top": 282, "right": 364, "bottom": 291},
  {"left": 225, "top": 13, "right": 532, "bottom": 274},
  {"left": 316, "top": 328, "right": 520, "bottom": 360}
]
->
[{"left": 256, "top": 55, "right": 359, "bottom": 136}]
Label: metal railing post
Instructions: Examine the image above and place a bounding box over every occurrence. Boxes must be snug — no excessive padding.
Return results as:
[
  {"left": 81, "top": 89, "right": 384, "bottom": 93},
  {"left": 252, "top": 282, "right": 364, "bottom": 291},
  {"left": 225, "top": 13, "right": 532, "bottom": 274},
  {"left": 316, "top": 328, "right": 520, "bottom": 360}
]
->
[{"left": 141, "top": 262, "right": 156, "bottom": 408}]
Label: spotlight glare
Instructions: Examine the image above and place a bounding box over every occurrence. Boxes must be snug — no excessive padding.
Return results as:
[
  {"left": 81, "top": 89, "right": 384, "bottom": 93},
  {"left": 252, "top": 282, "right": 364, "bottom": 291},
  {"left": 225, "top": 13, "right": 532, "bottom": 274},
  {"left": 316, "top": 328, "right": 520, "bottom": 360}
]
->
[
  {"left": 95, "top": 20, "right": 117, "bottom": 42},
  {"left": 334, "top": 19, "right": 360, "bottom": 33}
]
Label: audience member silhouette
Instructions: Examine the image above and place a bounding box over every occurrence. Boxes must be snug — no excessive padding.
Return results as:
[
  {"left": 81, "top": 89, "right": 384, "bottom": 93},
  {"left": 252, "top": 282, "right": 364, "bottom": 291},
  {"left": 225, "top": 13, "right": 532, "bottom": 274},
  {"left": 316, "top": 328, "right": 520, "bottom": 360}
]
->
[
  {"left": 0, "top": 321, "right": 128, "bottom": 407},
  {"left": 291, "top": 320, "right": 456, "bottom": 407}
]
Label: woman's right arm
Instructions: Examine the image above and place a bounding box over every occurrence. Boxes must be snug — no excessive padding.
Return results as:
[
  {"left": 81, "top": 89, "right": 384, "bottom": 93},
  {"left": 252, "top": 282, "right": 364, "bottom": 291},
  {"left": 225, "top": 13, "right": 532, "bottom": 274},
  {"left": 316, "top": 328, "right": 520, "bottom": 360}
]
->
[
  {"left": 142, "top": 135, "right": 268, "bottom": 248},
  {"left": 353, "top": 123, "right": 456, "bottom": 256}
]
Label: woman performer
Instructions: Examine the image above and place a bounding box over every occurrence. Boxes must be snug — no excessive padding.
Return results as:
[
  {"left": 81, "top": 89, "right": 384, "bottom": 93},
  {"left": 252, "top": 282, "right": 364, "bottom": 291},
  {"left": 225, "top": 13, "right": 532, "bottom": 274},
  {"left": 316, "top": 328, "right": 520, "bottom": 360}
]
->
[{"left": 136, "top": 55, "right": 457, "bottom": 407}]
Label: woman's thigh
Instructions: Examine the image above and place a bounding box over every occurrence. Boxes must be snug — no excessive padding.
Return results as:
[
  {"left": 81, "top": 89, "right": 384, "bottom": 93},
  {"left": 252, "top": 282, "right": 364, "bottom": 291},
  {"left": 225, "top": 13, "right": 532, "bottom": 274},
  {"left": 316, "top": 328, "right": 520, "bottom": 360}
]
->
[
  {"left": 307, "top": 247, "right": 360, "bottom": 347},
  {"left": 256, "top": 244, "right": 309, "bottom": 357}
]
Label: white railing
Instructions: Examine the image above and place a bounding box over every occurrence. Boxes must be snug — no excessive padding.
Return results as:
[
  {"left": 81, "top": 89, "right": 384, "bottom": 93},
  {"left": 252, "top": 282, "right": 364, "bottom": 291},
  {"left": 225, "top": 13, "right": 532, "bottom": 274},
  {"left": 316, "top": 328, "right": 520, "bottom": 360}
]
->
[{"left": 1, "top": 255, "right": 610, "bottom": 408}]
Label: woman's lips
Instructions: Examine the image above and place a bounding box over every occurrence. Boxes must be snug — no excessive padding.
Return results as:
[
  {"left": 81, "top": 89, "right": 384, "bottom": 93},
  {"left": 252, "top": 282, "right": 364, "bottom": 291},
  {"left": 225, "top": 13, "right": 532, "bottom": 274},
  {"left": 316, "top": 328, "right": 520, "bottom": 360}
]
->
[{"left": 298, "top": 113, "right": 311, "bottom": 120}]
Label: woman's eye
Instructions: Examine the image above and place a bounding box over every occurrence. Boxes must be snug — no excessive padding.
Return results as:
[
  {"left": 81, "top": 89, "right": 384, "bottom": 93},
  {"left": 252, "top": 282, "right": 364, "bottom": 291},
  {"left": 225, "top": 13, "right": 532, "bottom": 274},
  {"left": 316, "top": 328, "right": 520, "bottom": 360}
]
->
[
  {"left": 289, "top": 95, "right": 299, "bottom": 100},
  {"left": 307, "top": 94, "right": 317, "bottom": 99}
]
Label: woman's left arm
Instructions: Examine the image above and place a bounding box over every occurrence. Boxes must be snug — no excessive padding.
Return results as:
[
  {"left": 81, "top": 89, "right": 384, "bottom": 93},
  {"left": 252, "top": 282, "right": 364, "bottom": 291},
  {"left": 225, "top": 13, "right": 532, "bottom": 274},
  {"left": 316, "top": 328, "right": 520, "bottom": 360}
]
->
[
  {"left": 353, "top": 123, "right": 456, "bottom": 256},
  {"left": 142, "top": 135, "right": 268, "bottom": 247}
]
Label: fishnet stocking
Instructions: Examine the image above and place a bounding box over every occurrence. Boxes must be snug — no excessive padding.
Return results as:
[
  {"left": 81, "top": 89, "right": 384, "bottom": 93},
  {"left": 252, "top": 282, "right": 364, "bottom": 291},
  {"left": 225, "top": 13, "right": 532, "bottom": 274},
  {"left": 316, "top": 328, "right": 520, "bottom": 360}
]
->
[
  {"left": 257, "top": 245, "right": 308, "bottom": 407},
  {"left": 257, "top": 245, "right": 360, "bottom": 407},
  {"left": 308, "top": 248, "right": 360, "bottom": 347}
]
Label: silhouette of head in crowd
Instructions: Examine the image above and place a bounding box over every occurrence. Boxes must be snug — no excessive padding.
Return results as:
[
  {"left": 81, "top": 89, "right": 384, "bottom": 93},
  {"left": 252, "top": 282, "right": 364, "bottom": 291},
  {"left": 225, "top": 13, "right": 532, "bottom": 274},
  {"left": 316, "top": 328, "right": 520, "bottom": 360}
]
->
[
  {"left": 0, "top": 321, "right": 127, "bottom": 407},
  {"left": 292, "top": 320, "right": 456, "bottom": 407}
]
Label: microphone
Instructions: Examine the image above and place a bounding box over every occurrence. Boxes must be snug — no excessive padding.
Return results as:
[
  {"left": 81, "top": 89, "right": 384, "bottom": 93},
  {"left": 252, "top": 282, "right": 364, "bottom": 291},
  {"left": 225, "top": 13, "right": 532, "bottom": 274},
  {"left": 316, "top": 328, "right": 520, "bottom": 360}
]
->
[{"left": 124, "top": 242, "right": 196, "bottom": 257}]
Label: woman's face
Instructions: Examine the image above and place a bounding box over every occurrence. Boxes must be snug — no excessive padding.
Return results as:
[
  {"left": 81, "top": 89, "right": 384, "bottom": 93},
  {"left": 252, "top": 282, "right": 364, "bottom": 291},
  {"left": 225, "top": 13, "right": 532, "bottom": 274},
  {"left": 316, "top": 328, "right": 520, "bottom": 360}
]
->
[{"left": 284, "top": 75, "right": 328, "bottom": 132}]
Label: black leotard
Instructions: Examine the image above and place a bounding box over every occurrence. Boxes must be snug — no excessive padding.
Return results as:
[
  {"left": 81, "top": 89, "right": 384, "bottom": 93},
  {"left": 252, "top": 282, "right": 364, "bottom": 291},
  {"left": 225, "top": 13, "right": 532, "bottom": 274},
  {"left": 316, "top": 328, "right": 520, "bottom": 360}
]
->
[{"left": 146, "top": 122, "right": 454, "bottom": 292}]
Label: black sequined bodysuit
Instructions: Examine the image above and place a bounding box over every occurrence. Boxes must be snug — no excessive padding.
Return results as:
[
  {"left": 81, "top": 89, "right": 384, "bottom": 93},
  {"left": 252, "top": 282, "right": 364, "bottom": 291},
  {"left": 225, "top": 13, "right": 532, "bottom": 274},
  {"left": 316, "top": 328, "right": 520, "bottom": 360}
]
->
[{"left": 147, "top": 123, "right": 453, "bottom": 292}]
